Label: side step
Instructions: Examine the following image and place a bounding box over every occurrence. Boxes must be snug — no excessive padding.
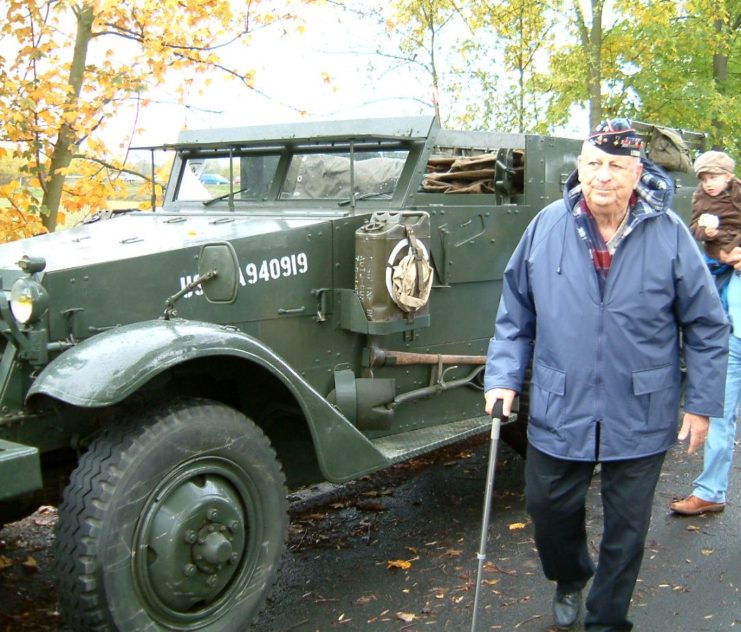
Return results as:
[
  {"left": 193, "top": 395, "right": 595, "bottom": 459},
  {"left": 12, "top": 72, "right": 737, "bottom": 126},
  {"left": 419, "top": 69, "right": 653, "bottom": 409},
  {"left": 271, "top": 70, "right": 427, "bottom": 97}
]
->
[{"left": 370, "top": 415, "right": 491, "bottom": 464}]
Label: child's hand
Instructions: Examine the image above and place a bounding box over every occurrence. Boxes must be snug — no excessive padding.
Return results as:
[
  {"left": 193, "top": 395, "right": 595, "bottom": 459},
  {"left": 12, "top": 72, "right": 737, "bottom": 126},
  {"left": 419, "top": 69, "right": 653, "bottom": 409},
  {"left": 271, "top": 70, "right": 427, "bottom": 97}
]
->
[
  {"left": 698, "top": 213, "right": 719, "bottom": 229},
  {"left": 705, "top": 226, "right": 719, "bottom": 238}
]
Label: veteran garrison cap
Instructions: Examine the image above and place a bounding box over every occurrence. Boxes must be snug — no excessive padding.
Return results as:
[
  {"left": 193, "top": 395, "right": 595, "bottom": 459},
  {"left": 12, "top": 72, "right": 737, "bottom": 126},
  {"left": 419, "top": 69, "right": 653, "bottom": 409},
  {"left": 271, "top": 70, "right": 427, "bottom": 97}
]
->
[{"left": 587, "top": 118, "right": 643, "bottom": 157}]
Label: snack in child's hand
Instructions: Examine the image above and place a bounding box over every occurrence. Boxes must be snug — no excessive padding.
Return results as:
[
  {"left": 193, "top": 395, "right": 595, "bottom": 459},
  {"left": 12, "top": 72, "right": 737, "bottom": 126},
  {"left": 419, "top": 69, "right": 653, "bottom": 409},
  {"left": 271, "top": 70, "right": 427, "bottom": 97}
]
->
[{"left": 698, "top": 213, "right": 719, "bottom": 229}]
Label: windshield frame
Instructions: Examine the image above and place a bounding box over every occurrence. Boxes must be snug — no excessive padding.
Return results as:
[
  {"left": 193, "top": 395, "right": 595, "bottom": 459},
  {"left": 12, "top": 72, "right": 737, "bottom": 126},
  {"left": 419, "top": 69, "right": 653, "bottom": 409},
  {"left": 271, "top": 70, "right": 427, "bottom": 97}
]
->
[{"left": 164, "top": 138, "right": 419, "bottom": 212}]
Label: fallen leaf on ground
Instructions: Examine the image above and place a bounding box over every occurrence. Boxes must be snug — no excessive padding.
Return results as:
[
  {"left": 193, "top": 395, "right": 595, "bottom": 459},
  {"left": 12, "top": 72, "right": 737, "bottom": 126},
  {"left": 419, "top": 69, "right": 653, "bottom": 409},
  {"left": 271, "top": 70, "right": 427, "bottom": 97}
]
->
[
  {"left": 21, "top": 556, "right": 37, "bottom": 570},
  {"left": 396, "top": 612, "right": 417, "bottom": 622},
  {"left": 508, "top": 522, "right": 527, "bottom": 530},
  {"left": 387, "top": 559, "right": 412, "bottom": 570}
]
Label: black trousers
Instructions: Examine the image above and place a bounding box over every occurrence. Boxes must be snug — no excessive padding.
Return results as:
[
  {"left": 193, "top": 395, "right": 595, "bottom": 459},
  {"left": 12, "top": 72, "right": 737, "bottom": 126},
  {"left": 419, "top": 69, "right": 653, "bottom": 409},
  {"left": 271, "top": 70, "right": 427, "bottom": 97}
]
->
[{"left": 525, "top": 444, "right": 666, "bottom": 631}]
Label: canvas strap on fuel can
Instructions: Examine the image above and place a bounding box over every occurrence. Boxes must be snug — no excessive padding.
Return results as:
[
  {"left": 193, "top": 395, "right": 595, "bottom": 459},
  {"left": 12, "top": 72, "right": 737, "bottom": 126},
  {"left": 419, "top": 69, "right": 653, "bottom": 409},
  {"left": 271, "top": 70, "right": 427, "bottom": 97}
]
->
[{"left": 390, "top": 227, "right": 433, "bottom": 312}]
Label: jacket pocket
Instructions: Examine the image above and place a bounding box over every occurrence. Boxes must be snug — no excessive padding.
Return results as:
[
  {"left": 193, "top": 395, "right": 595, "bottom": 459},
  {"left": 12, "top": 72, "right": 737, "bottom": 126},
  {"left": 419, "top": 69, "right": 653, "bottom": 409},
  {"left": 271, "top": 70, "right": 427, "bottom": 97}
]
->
[
  {"left": 529, "top": 361, "right": 566, "bottom": 430},
  {"left": 632, "top": 364, "right": 676, "bottom": 429}
]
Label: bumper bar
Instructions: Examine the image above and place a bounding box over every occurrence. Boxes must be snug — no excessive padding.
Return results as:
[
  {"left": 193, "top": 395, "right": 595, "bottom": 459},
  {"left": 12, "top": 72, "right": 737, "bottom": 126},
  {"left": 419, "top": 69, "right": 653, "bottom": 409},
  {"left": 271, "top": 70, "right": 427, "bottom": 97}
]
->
[{"left": 0, "top": 439, "right": 42, "bottom": 501}]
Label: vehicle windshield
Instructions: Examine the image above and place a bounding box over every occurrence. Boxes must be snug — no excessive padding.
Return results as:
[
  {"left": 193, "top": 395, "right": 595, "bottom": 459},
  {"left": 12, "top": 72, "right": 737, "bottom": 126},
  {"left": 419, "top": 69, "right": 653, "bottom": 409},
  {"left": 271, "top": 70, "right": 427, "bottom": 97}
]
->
[
  {"left": 175, "top": 154, "right": 280, "bottom": 202},
  {"left": 173, "top": 148, "right": 408, "bottom": 203}
]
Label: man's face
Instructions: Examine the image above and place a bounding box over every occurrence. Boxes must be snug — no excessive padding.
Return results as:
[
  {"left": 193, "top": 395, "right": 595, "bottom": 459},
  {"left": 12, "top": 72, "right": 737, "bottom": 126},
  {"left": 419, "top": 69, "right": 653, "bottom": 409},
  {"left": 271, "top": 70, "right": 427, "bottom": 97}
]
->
[
  {"left": 577, "top": 142, "right": 643, "bottom": 218},
  {"left": 699, "top": 172, "right": 733, "bottom": 197}
]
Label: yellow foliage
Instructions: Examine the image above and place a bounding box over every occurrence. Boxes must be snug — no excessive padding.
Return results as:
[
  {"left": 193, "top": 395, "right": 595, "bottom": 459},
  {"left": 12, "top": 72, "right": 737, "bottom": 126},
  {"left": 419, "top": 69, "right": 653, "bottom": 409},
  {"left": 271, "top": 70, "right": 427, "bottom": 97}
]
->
[
  {"left": 0, "top": 181, "right": 48, "bottom": 243},
  {"left": 1, "top": 0, "right": 311, "bottom": 235}
]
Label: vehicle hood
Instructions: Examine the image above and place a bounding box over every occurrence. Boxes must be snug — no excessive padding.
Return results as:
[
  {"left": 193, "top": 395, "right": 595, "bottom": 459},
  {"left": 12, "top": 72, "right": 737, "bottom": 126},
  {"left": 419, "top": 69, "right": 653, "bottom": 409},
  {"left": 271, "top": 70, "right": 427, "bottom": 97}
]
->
[{"left": 0, "top": 211, "right": 330, "bottom": 274}]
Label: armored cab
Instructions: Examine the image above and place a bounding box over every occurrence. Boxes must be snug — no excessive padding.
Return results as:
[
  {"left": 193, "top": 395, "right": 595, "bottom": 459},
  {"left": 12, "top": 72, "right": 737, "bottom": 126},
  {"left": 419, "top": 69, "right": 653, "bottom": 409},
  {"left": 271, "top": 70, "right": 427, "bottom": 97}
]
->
[{"left": 0, "top": 116, "right": 705, "bottom": 631}]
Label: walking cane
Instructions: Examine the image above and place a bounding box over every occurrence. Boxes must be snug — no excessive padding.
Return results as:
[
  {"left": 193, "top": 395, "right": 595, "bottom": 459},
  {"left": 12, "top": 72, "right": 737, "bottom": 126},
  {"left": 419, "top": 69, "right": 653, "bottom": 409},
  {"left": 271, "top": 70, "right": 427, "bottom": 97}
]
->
[{"left": 470, "top": 399, "right": 505, "bottom": 632}]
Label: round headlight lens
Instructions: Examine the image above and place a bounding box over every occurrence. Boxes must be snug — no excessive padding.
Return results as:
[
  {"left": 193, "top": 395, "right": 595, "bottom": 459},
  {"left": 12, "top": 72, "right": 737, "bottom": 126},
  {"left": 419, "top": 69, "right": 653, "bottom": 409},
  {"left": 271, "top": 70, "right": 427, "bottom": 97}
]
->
[{"left": 10, "top": 278, "right": 48, "bottom": 324}]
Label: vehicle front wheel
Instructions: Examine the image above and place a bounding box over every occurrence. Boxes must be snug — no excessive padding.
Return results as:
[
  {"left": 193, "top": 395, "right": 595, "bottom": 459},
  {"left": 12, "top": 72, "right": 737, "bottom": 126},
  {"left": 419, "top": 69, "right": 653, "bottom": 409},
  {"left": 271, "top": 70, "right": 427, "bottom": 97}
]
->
[{"left": 54, "top": 398, "right": 288, "bottom": 631}]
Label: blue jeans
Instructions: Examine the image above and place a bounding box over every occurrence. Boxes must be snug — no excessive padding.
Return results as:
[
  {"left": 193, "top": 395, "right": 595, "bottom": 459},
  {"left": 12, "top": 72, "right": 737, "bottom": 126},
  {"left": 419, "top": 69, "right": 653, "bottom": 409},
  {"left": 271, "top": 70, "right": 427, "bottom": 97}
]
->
[{"left": 694, "top": 333, "right": 741, "bottom": 504}]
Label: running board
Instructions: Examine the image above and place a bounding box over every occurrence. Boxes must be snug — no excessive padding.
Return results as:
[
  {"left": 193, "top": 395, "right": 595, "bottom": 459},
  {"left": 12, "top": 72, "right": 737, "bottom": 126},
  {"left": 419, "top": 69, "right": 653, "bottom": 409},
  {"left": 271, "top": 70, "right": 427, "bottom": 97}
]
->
[{"left": 370, "top": 415, "right": 491, "bottom": 464}]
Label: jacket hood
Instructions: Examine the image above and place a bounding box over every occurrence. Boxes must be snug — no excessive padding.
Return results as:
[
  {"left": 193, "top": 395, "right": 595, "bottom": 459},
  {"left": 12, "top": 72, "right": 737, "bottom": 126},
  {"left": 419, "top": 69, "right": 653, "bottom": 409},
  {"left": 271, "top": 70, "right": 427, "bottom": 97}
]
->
[{"left": 562, "top": 157, "right": 675, "bottom": 214}]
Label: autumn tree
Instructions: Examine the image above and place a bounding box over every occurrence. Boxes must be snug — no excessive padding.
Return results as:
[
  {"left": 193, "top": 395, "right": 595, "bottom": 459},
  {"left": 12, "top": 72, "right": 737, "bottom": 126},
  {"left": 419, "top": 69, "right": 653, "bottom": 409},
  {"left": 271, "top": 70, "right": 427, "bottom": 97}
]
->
[
  {"left": 525, "top": 0, "right": 739, "bottom": 149},
  {"left": 453, "top": 0, "right": 558, "bottom": 133},
  {"left": 0, "top": 0, "right": 312, "bottom": 240},
  {"left": 337, "top": 0, "right": 467, "bottom": 123},
  {"left": 528, "top": 0, "right": 628, "bottom": 131},
  {"left": 610, "top": 0, "right": 740, "bottom": 155}
]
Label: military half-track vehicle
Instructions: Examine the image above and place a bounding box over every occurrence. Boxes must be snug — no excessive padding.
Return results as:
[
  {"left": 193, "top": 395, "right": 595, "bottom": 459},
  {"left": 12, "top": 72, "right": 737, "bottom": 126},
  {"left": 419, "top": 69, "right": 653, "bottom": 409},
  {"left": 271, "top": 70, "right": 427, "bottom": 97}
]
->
[{"left": 0, "top": 116, "right": 704, "bottom": 630}]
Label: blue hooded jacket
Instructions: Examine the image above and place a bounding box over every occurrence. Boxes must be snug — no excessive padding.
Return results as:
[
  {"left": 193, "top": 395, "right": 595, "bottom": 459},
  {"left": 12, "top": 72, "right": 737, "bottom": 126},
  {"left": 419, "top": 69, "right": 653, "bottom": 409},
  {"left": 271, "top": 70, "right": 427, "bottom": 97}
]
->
[{"left": 485, "top": 159, "right": 729, "bottom": 461}]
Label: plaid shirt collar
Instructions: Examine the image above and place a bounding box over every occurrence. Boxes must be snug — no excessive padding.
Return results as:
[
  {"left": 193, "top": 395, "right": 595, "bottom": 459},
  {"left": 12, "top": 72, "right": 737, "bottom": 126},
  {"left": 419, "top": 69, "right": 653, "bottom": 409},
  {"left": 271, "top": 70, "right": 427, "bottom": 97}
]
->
[{"left": 572, "top": 193, "right": 655, "bottom": 295}]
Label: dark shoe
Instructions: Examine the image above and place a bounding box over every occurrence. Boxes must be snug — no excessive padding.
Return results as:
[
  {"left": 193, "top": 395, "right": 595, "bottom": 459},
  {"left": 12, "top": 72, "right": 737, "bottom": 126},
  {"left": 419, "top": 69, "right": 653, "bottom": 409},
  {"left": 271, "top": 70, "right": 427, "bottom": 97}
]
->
[
  {"left": 670, "top": 495, "right": 725, "bottom": 515},
  {"left": 552, "top": 588, "right": 582, "bottom": 630}
]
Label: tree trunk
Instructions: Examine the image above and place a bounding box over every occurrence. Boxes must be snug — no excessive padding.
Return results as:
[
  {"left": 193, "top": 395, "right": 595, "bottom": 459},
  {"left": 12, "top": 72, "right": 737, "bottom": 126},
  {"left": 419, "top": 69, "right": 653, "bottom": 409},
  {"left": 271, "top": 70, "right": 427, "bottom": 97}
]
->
[
  {"left": 428, "top": 17, "right": 441, "bottom": 123},
  {"left": 711, "top": 17, "right": 728, "bottom": 149},
  {"left": 41, "top": 3, "right": 94, "bottom": 232},
  {"left": 587, "top": 0, "right": 604, "bottom": 128},
  {"left": 573, "top": 0, "right": 604, "bottom": 130}
]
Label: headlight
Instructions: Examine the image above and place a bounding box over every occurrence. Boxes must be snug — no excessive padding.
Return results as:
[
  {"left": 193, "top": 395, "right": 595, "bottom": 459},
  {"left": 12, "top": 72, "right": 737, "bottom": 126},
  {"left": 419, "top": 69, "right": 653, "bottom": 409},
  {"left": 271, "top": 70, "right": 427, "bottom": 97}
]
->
[{"left": 9, "top": 278, "right": 48, "bottom": 324}]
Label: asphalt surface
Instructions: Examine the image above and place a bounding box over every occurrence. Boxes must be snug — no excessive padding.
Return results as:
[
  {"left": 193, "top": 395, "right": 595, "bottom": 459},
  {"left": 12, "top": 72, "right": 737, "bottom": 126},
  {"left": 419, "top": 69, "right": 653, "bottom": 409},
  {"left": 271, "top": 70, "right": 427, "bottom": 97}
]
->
[
  {"left": 257, "top": 438, "right": 740, "bottom": 632},
  {"left": 1, "top": 435, "right": 739, "bottom": 631}
]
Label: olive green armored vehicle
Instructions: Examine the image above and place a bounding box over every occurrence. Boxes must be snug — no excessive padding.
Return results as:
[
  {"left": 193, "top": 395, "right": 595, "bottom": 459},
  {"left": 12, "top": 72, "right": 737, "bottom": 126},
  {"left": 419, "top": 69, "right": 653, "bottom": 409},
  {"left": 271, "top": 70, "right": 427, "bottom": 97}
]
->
[{"left": 0, "top": 116, "right": 704, "bottom": 630}]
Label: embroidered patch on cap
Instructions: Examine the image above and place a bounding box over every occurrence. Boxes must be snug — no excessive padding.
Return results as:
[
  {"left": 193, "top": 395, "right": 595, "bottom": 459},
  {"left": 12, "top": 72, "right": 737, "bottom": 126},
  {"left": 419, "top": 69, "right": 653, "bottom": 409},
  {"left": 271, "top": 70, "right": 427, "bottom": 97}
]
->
[{"left": 587, "top": 119, "right": 643, "bottom": 157}]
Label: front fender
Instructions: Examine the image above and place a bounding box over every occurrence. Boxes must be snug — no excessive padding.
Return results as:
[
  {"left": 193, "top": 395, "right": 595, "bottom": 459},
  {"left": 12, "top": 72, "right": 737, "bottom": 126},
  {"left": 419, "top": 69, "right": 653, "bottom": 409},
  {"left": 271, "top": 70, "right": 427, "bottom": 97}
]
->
[
  {"left": 27, "top": 319, "right": 389, "bottom": 481},
  {"left": 30, "top": 319, "right": 268, "bottom": 407}
]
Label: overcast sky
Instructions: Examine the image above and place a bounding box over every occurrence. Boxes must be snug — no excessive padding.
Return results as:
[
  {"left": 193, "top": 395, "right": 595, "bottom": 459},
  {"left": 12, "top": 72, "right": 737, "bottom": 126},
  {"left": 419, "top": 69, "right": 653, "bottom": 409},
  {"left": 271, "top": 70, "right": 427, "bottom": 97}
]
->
[{"left": 112, "top": 4, "right": 434, "bottom": 150}]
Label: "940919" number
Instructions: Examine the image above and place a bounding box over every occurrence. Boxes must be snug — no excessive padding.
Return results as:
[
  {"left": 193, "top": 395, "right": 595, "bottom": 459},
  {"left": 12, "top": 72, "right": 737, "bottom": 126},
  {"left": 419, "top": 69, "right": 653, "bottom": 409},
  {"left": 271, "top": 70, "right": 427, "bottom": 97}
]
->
[{"left": 245, "top": 253, "right": 308, "bottom": 285}]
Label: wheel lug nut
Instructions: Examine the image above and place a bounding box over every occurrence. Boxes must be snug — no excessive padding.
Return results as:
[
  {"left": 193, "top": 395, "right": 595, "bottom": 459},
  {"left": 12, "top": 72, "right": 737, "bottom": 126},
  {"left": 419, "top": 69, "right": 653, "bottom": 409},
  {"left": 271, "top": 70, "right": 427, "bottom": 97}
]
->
[
  {"left": 206, "top": 575, "right": 217, "bottom": 587},
  {"left": 183, "top": 530, "right": 197, "bottom": 544},
  {"left": 229, "top": 552, "right": 239, "bottom": 564},
  {"left": 229, "top": 520, "right": 239, "bottom": 531},
  {"left": 207, "top": 508, "right": 218, "bottom": 520},
  {"left": 183, "top": 563, "right": 197, "bottom": 577}
]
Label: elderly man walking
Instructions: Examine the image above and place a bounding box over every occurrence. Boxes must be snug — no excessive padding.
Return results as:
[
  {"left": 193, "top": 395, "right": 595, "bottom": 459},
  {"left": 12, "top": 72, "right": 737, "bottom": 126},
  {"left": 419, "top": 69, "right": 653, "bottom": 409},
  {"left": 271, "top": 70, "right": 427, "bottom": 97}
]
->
[{"left": 484, "top": 119, "right": 728, "bottom": 631}]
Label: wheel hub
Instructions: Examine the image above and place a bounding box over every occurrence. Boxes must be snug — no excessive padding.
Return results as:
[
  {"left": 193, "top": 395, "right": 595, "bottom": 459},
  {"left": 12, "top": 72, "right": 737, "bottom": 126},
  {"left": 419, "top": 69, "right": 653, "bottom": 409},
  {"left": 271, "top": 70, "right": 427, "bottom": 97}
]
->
[{"left": 139, "top": 470, "right": 248, "bottom": 614}]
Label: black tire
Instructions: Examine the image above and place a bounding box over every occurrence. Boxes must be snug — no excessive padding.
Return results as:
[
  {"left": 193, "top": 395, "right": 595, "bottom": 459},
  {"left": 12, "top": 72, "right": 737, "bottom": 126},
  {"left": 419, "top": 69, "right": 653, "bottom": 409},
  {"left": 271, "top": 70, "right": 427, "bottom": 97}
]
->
[{"left": 54, "top": 398, "right": 288, "bottom": 631}]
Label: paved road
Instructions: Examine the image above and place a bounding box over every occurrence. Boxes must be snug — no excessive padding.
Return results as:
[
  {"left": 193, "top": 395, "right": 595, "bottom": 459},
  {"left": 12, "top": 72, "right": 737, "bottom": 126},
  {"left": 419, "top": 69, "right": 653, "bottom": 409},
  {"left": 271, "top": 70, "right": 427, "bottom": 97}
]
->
[
  {"left": 1, "top": 436, "right": 739, "bottom": 631},
  {"left": 257, "top": 438, "right": 740, "bottom": 632}
]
